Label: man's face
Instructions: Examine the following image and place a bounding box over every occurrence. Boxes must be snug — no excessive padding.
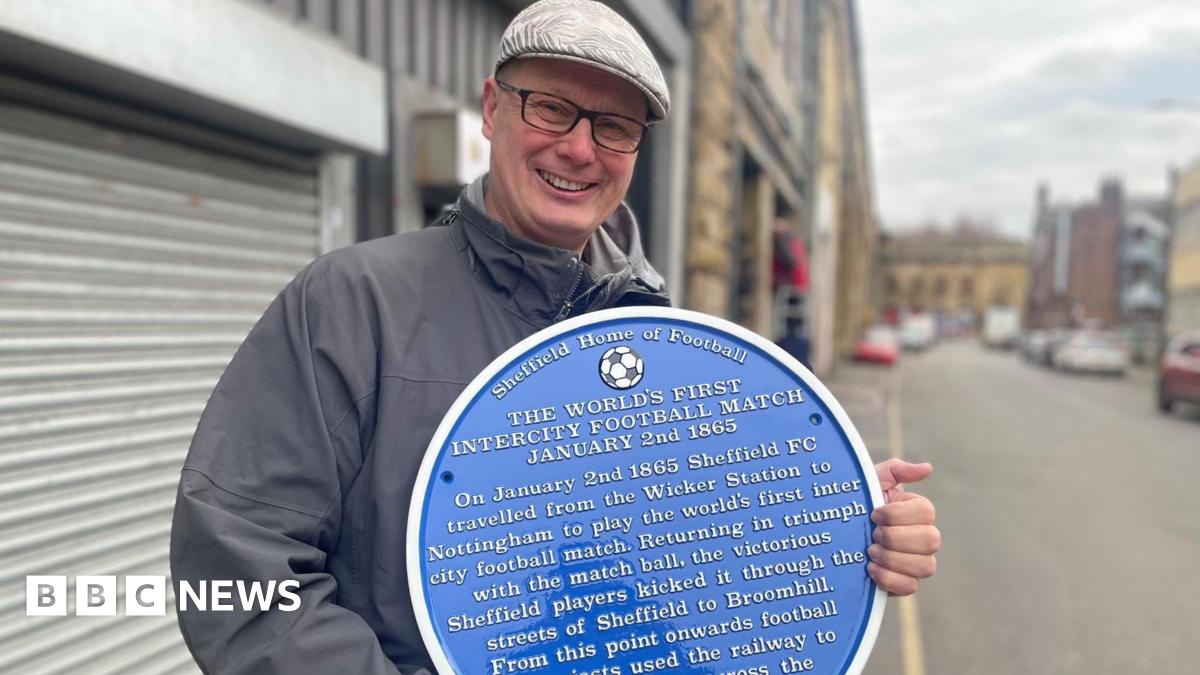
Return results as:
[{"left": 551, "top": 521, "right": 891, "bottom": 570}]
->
[{"left": 481, "top": 58, "right": 648, "bottom": 252}]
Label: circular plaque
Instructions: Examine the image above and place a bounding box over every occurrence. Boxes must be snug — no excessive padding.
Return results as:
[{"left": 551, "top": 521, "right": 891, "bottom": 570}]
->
[{"left": 408, "top": 308, "right": 886, "bottom": 675}]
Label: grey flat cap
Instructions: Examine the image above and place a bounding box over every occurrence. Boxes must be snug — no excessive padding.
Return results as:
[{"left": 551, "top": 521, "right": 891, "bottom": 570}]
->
[{"left": 496, "top": 0, "right": 669, "bottom": 121}]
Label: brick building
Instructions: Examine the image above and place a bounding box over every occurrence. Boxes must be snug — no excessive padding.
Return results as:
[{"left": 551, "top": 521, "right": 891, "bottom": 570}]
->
[
  {"left": 1069, "top": 180, "right": 1123, "bottom": 326},
  {"left": 1026, "top": 180, "right": 1124, "bottom": 329}
]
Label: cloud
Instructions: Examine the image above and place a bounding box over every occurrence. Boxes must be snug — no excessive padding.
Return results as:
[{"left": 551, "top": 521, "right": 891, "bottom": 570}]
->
[{"left": 861, "top": 0, "right": 1200, "bottom": 237}]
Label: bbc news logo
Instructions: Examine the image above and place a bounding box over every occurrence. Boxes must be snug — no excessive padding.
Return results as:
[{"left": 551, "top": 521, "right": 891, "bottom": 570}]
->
[{"left": 26, "top": 576, "right": 301, "bottom": 616}]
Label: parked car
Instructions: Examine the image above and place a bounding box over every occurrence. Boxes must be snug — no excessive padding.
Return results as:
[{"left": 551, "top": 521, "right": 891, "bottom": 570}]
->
[
  {"left": 1022, "top": 330, "right": 1048, "bottom": 363},
  {"left": 854, "top": 326, "right": 899, "bottom": 365},
  {"left": 1158, "top": 331, "right": 1200, "bottom": 413},
  {"left": 899, "top": 314, "right": 937, "bottom": 351},
  {"left": 1042, "top": 329, "right": 1073, "bottom": 366},
  {"left": 1052, "top": 331, "right": 1128, "bottom": 375},
  {"left": 1026, "top": 328, "right": 1071, "bottom": 366}
]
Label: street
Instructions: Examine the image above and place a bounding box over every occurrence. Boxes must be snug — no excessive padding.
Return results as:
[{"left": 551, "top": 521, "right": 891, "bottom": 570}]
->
[{"left": 847, "top": 340, "right": 1200, "bottom": 675}]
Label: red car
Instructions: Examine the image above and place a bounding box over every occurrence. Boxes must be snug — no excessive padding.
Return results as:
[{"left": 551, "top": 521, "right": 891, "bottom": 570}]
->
[
  {"left": 854, "top": 326, "right": 899, "bottom": 365},
  {"left": 1158, "top": 331, "right": 1200, "bottom": 413}
]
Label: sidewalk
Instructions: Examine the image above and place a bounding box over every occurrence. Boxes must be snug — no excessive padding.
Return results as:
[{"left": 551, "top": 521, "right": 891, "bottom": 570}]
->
[
  {"left": 822, "top": 360, "right": 920, "bottom": 675},
  {"left": 824, "top": 361, "right": 894, "bottom": 459}
]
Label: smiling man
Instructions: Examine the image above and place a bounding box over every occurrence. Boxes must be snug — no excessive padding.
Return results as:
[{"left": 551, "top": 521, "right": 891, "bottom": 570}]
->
[
  {"left": 483, "top": 57, "right": 651, "bottom": 251},
  {"left": 170, "top": 1, "right": 938, "bottom": 673}
]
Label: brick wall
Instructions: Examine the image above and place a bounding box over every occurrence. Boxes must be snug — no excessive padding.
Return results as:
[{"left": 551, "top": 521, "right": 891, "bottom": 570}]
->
[{"left": 1067, "top": 180, "right": 1122, "bottom": 326}]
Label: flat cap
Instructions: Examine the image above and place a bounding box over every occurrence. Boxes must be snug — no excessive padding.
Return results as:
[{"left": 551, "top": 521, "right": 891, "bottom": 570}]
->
[{"left": 496, "top": 0, "right": 670, "bottom": 121}]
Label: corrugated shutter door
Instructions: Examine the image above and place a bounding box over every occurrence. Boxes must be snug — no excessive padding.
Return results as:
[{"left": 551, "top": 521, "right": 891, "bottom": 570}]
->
[{"left": 0, "top": 101, "right": 321, "bottom": 674}]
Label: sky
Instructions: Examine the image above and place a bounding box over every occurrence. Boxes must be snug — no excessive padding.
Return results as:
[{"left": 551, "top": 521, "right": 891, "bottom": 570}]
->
[{"left": 859, "top": 0, "right": 1200, "bottom": 239}]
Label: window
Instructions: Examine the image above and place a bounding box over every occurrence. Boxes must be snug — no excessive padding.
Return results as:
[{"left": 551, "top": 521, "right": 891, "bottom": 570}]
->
[{"left": 908, "top": 277, "right": 925, "bottom": 308}]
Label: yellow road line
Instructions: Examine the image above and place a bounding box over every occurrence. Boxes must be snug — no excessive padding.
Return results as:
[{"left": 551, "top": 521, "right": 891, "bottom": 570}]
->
[
  {"left": 887, "top": 367, "right": 927, "bottom": 675},
  {"left": 898, "top": 596, "right": 926, "bottom": 675}
]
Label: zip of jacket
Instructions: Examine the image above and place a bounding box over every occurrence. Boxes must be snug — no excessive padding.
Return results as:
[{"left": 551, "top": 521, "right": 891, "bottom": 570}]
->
[{"left": 554, "top": 265, "right": 587, "bottom": 323}]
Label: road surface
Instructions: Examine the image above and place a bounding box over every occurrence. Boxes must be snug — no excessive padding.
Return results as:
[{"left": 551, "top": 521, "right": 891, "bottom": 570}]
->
[{"left": 850, "top": 340, "right": 1200, "bottom": 674}]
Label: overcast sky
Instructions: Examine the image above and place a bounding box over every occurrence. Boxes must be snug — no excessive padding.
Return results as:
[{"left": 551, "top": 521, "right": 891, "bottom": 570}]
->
[{"left": 859, "top": 0, "right": 1200, "bottom": 239}]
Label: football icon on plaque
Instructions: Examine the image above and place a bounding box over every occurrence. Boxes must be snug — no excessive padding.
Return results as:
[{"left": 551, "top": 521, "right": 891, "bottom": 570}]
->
[{"left": 408, "top": 308, "right": 886, "bottom": 674}]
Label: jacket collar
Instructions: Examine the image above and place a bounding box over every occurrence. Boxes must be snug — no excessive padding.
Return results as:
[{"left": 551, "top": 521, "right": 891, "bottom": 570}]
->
[{"left": 448, "top": 174, "right": 668, "bottom": 328}]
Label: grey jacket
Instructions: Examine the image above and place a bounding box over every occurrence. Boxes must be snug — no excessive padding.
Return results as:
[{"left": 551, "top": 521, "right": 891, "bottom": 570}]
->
[{"left": 170, "top": 179, "right": 669, "bottom": 674}]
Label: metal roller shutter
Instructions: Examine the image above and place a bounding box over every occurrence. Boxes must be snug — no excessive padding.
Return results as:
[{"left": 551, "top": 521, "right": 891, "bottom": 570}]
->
[{"left": 0, "top": 100, "right": 322, "bottom": 674}]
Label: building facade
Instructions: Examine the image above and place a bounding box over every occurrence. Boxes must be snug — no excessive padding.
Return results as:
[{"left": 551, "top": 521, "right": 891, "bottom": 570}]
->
[
  {"left": 1120, "top": 198, "right": 1171, "bottom": 321},
  {"left": 1070, "top": 180, "right": 1123, "bottom": 327},
  {"left": 881, "top": 229, "right": 1029, "bottom": 323},
  {"left": 808, "top": 0, "right": 876, "bottom": 375},
  {"left": 1026, "top": 180, "right": 1124, "bottom": 330},
  {"left": 683, "top": 0, "right": 813, "bottom": 339},
  {"left": 1028, "top": 176, "right": 1176, "bottom": 352},
  {"left": 1119, "top": 196, "right": 1171, "bottom": 360},
  {"left": 679, "top": 0, "right": 876, "bottom": 377},
  {"left": 1167, "top": 160, "right": 1200, "bottom": 338},
  {"left": 1026, "top": 185, "right": 1073, "bottom": 329}
]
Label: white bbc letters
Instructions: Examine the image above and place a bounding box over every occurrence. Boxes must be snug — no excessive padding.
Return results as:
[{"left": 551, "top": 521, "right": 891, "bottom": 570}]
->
[
  {"left": 125, "top": 575, "right": 167, "bottom": 616},
  {"left": 26, "top": 575, "right": 302, "bottom": 615},
  {"left": 75, "top": 576, "right": 117, "bottom": 616},
  {"left": 26, "top": 576, "right": 67, "bottom": 616}
]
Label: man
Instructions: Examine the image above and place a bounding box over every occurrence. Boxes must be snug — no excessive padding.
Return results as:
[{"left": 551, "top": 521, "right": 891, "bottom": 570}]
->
[{"left": 170, "top": 1, "right": 939, "bottom": 672}]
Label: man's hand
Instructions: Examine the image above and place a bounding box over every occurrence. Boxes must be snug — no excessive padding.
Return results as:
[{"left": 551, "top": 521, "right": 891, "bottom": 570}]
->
[{"left": 867, "top": 458, "right": 940, "bottom": 596}]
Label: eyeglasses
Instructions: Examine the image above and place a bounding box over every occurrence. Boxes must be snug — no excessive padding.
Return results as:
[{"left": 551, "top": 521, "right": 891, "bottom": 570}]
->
[{"left": 495, "top": 80, "right": 650, "bottom": 154}]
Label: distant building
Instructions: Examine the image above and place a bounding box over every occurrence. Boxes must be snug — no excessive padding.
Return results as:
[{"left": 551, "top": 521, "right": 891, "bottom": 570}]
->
[
  {"left": 1069, "top": 180, "right": 1124, "bottom": 327},
  {"left": 1120, "top": 198, "right": 1171, "bottom": 320},
  {"left": 1119, "top": 196, "right": 1171, "bottom": 360},
  {"left": 1167, "top": 161, "right": 1200, "bottom": 337},
  {"left": 1026, "top": 180, "right": 1124, "bottom": 329},
  {"left": 1028, "top": 176, "right": 1175, "bottom": 355},
  {"left": 880, "top": 228, "right": 1029, "bottom": 324},
  {"left": 1026, "top": 185, "right": 1074, "bottom": 328}
]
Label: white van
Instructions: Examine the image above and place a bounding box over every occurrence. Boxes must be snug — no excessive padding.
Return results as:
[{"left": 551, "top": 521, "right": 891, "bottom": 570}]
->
[{"left": 900, "top": 314, "right": 937, "bottom": 351}]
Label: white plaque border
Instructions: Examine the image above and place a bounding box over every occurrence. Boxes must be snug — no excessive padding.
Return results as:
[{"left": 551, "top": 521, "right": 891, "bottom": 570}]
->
[{"left": 407, "top": 306, "right": 887, "bottom": 675}]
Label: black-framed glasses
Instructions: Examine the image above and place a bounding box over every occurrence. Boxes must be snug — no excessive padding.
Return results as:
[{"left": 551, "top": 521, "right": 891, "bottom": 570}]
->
[{"left": 495, "top": 80, "right": 650, "bottom": 154}]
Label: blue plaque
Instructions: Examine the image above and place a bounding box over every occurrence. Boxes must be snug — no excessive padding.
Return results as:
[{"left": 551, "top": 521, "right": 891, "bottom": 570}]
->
[{"left": 409, "top": 308, "right": 886, "bottom": 674}]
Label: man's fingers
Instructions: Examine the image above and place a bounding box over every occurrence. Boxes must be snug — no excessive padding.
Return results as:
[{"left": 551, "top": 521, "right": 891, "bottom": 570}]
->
[
  {"left": 872, "top": 524, "right": 942, "bottom": 554},
  {"left": 868, "top": 544, "right": 937, "bottom": 579},
  {"left": 869, "top": 461, "right": 938, "bottom": 595},
  {"left": 871, "top": 493, "right": 935, "bottom": 526},
  {"left": 875, "top": 458, "right": 933, "bottom": 491},
  {"left": 866, "top": 562, "right": 919, "bottom": 596}
]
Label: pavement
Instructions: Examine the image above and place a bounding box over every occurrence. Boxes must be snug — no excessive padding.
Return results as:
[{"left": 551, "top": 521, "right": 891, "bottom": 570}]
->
[{"left": 823, "top": 358, "right": 915, "bottom": 675}]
